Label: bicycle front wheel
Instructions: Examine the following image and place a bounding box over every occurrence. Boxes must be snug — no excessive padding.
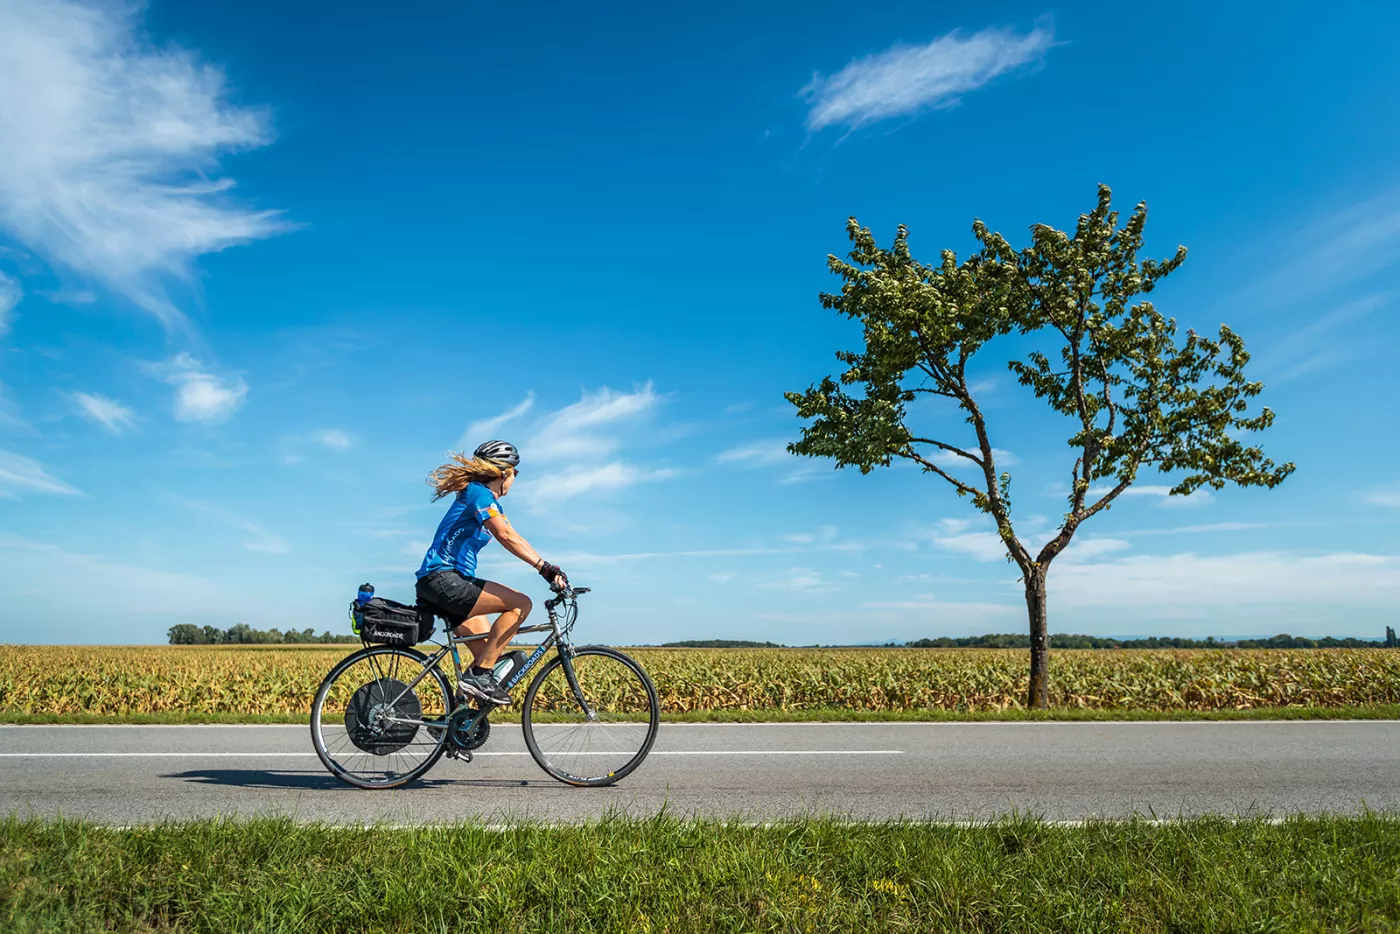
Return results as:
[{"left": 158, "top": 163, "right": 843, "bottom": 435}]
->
[{"left": 521, "top": 646, "right": 660, "bottom": 786}]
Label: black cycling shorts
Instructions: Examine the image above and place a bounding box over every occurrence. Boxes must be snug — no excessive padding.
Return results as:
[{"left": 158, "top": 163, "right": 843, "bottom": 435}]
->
[{"left": 416, "top": 569, "right": 487, "bottom": 623}]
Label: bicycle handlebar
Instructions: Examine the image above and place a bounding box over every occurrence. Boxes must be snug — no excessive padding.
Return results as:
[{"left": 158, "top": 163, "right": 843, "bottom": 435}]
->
[{"left": 545, "top": 583, "right": 590, "bottom": 608}]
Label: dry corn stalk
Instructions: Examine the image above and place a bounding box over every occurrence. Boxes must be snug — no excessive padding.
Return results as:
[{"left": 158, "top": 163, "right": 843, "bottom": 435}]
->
[{"left": 3, "top": 646, "right": 1399, "bottom": 716}]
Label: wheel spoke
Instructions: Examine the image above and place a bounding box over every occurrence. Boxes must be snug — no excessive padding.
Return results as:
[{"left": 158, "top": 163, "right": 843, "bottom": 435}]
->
[
  {"left": 312, "top": 648, "right": 451, "bottom": 788},
  {"left": 523, "top": 649, "right": 658, "bottom": 785}
]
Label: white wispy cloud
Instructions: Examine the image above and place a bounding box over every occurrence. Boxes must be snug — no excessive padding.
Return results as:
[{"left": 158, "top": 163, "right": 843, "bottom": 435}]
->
[
  {"left": 145, "top": 352, "right": 247, "bottom": 423},
  {"left": 804, "top": 19, "right": 1055, "bottom": 131},
  {"left": 310, "top": 428, "right": 353, "bottom": 451},
  {"left": 717, "top": 439, "right": 794, "bottom": 467},
  {"left": 1250, "top": 190, "right": 1400, "bottom": 307},
  {"left": 0, "top": 383, "right": 27, "bottom": 432},
  {"left": 0, "top": 0, "right": 289, "bottom": 328},
  {"left": 861, "top": 598, "right": 1018, "bottom": 620},
  {"left": 1260, "top": 292, "right": 1394, "bottom": 382},
  {"left": 529, "top": 462, "right": 677, "bottom": 507},
  {"left": 1112, "top": 522, "right": 1266, "bottom": 537},
  {"left": 929, "top": 530, "right": 1010, "bottom": 562},
  {"left": 460, "top": 392, "right": 534, "bottom": 448},
  {"left": 931, "top": 446, "right": 1019, "bottom": 468},
  {"left": 70, "top": 391, "right": 137, "bottom": 434},
  {"left": 1364, "top": 484, "right": 1400, "bottom": 508},
  {"left": 778, "top": 465, "right": 840, "bottom": 485},
  {"left": 757, "top": 567, "right": 834, "bottom": 593},
  {"left": 916, "top": 517, "right": 1010, "bottom": 562},
  {"left": 1084, "top": 483, "right": 1214, "bottom": 509},
  {"left": 528, "top": 384, "right": 660, "bottom": 462},
  {"left": 550, "top": 527, "right": 875, "bottom": 566},
  {"left": 917, "top": 517, "right": 1128, "bottom": 563},
  {"left": 0, "top": 532, "right": 229, "bottom": 639},
  {"left": 0, "top": 271, "right": 20, "bottom": 336},
  {"left": 1059, "top": 537, "right": 1131, "bottom": 561},
  {"left": 519, "top": 384, "right": 678, "bottom": 509},
  {"left": 177, "top": 498, "right": 289, "bottom": 555},
  {"left": 0, "top": 450, "right": 83, "bottom": 497},
  {"left": 553, "top": 546, "right": 794, "bottom": 565},
  {"left": 1051, "top": 552, "right": 1400, "bottom": 613},
  {"left": 38, "top": 288, "right": 96, "bottom": 305}
]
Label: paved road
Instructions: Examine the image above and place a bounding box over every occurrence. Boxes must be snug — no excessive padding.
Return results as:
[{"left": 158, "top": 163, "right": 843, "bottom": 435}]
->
[{"left": 2, "top": 721, "right": 1397, "bottom": 824}]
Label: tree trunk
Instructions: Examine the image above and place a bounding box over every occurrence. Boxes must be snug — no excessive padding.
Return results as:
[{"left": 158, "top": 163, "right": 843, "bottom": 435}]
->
[{"left": 1024, "top": 567, "right": 1050, "bottom": 708}]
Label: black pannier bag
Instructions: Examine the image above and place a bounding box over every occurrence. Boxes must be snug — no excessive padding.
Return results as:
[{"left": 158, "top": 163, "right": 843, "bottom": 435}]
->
[{"left": 351, "top": 596, "right": 435, "bottom": 647}]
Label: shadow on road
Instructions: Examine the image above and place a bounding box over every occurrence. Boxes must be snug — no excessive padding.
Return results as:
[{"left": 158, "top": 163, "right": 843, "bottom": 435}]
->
[{"left": 162, "top": 769, "right": 556, "bottom": 791}]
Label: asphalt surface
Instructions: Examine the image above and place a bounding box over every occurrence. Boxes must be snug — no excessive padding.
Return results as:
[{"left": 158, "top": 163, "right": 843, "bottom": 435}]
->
[{"left": 2, "top": 721, "right": 1397, "bottom": 824}]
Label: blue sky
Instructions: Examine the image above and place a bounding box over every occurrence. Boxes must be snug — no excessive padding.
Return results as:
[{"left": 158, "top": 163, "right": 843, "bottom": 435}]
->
[{"left": 2, "top": 0, "right": 1399, "bottom": 644}]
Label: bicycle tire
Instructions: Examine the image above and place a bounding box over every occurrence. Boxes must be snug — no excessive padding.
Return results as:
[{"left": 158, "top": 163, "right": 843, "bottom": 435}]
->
[
  {"left": 520, "top": 645, "right": 660, "bottom": 787},
  {"left": 310, "top": 644, "right": 452, "bottom": 789}
]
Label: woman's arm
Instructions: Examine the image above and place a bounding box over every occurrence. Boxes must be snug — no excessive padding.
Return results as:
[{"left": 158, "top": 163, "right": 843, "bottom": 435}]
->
[{"left": 484, "top": 514, "right": 562, "bottom": 581}]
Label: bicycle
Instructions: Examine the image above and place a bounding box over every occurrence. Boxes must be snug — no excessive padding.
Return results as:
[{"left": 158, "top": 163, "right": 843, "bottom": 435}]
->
[{"left": 310, "top": 584, "right": 660, "bottom": 789}]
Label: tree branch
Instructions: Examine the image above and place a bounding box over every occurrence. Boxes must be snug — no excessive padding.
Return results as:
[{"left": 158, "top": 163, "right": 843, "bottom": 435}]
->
[
  {"left": 1078, "top": 441, "right": 1149, "bottom": 523},
  {"left": 1068, "top": 305, "right": 1091, "bottom": 433},
  {"left": 903, "top": 450, "right": 985, "bottom": 499},
  {"left": 1092, "top": 339, "right": 1117, "bottom": 437},
  {"left": 955, "top": 382, "right": 1002, "bottom": 506},
  {"left": 951, "top": 372, "right": 1032, "bottom": 570},
  {"left": 908, "top": 436, "right": 985, "bottom": 468}
]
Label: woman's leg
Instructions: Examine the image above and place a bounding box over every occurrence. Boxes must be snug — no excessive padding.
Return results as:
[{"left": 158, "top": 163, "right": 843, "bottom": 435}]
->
[
  {"left": 457, "top": 581, "right": 532, "bottom": 669},
  {"left": 454, "top": 615, "right": 494, "bottom": 666}
]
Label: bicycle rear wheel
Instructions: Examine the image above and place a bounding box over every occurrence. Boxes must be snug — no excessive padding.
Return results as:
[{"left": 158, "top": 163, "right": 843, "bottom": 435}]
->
[
  {"left": 310, "top": 645, "right": 452, "bottom": 789},
  {"left": 520, "top": 645, "right": 660, "bottom": 786}
]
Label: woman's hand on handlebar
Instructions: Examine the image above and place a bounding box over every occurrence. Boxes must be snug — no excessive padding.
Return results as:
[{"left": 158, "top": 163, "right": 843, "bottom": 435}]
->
[{"left": 537, "top": 560, "right": 569, "bottom": 591}]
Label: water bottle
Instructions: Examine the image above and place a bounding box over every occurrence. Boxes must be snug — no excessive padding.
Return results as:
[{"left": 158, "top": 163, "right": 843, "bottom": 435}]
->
[
  {"left": 357, "top": 583, "right": 375, "bottom": 606},
  {"left": 492, "top": 650, "right": 528, "bottom": 690}
]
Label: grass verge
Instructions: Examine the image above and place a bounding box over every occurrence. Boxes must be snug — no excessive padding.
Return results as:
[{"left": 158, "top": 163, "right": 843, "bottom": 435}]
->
[
  {"left": 3, "top": 704, "right": 1400, "bottom": 726},
  {"left": 4, "top": 814, "right": 1400, "bottom": 932}
]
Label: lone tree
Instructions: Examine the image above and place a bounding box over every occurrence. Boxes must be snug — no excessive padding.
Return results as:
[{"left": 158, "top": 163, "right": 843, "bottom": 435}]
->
[{"left": 786, "top": 187, "right": 1293, "bottom": 707}]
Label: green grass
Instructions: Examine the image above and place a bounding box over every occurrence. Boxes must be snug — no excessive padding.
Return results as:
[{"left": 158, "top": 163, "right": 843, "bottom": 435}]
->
[
  {"left": 4, "top": 703, "right": 1400, "bottom": 726},
  {"left": 4, "top": 814, "right": 1400, "bottom": 932}
]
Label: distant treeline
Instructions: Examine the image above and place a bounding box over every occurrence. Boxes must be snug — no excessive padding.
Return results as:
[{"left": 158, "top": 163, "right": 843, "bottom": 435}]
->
[
  {"left": 168, "top": 624, "right": 358, "bottom": 645},
  {"left": 657, "top": 630, "right": 1398, "bottom": 650},
  {"left": 905, "top": 632, "right": 1394, "bottom": 650},
  {"left": 662, "top": 639, "right": 786, "bottom": 648},
  {"left": 169, "top": 626, "right": 1399, "bottom": 649}
]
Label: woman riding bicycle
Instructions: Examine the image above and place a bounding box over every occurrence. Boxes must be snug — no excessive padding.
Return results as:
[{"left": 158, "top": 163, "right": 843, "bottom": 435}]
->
[{"left": 416, "top": 440, "right": 567, "bottom": 706}]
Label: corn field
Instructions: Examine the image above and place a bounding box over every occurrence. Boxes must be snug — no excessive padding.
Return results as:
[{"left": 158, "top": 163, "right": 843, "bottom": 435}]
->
[{"left": 5, "top": 645, "right": 1400, "bottom": 716}]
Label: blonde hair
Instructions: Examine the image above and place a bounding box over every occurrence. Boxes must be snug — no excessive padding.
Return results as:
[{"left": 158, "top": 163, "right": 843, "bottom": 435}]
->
[{"left": 427, "top": 452, "right": 513, "bottom": 500}]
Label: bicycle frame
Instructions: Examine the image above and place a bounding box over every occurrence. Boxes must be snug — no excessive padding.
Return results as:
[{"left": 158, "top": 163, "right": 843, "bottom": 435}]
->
[{"left": 366, "top": 589, "right": 588, "bottom": 731}]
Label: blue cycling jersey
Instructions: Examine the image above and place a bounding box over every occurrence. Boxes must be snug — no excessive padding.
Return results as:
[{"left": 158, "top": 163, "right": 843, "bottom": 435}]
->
[{"left": 416, "top": 482, "right": 505, "bottom": 579}]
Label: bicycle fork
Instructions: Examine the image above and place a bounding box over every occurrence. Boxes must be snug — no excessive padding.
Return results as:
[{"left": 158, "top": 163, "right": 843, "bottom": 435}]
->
[{"left": 557, "top": 650, "right": 597, "bottom": 721}]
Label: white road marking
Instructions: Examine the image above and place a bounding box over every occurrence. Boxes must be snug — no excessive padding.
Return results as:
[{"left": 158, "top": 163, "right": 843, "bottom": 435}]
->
[
  {"left": 2, "top": 720, "right": 1395, "bottom": 729},
  {"left": 0, "top": 750, "right": 904, "bottom": 758},
  {"left": 642, "top": 750, "right": 904, "bottom": 756},
  {"left": 0, "top": 753, "right": 320, "bottom": 757}
]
